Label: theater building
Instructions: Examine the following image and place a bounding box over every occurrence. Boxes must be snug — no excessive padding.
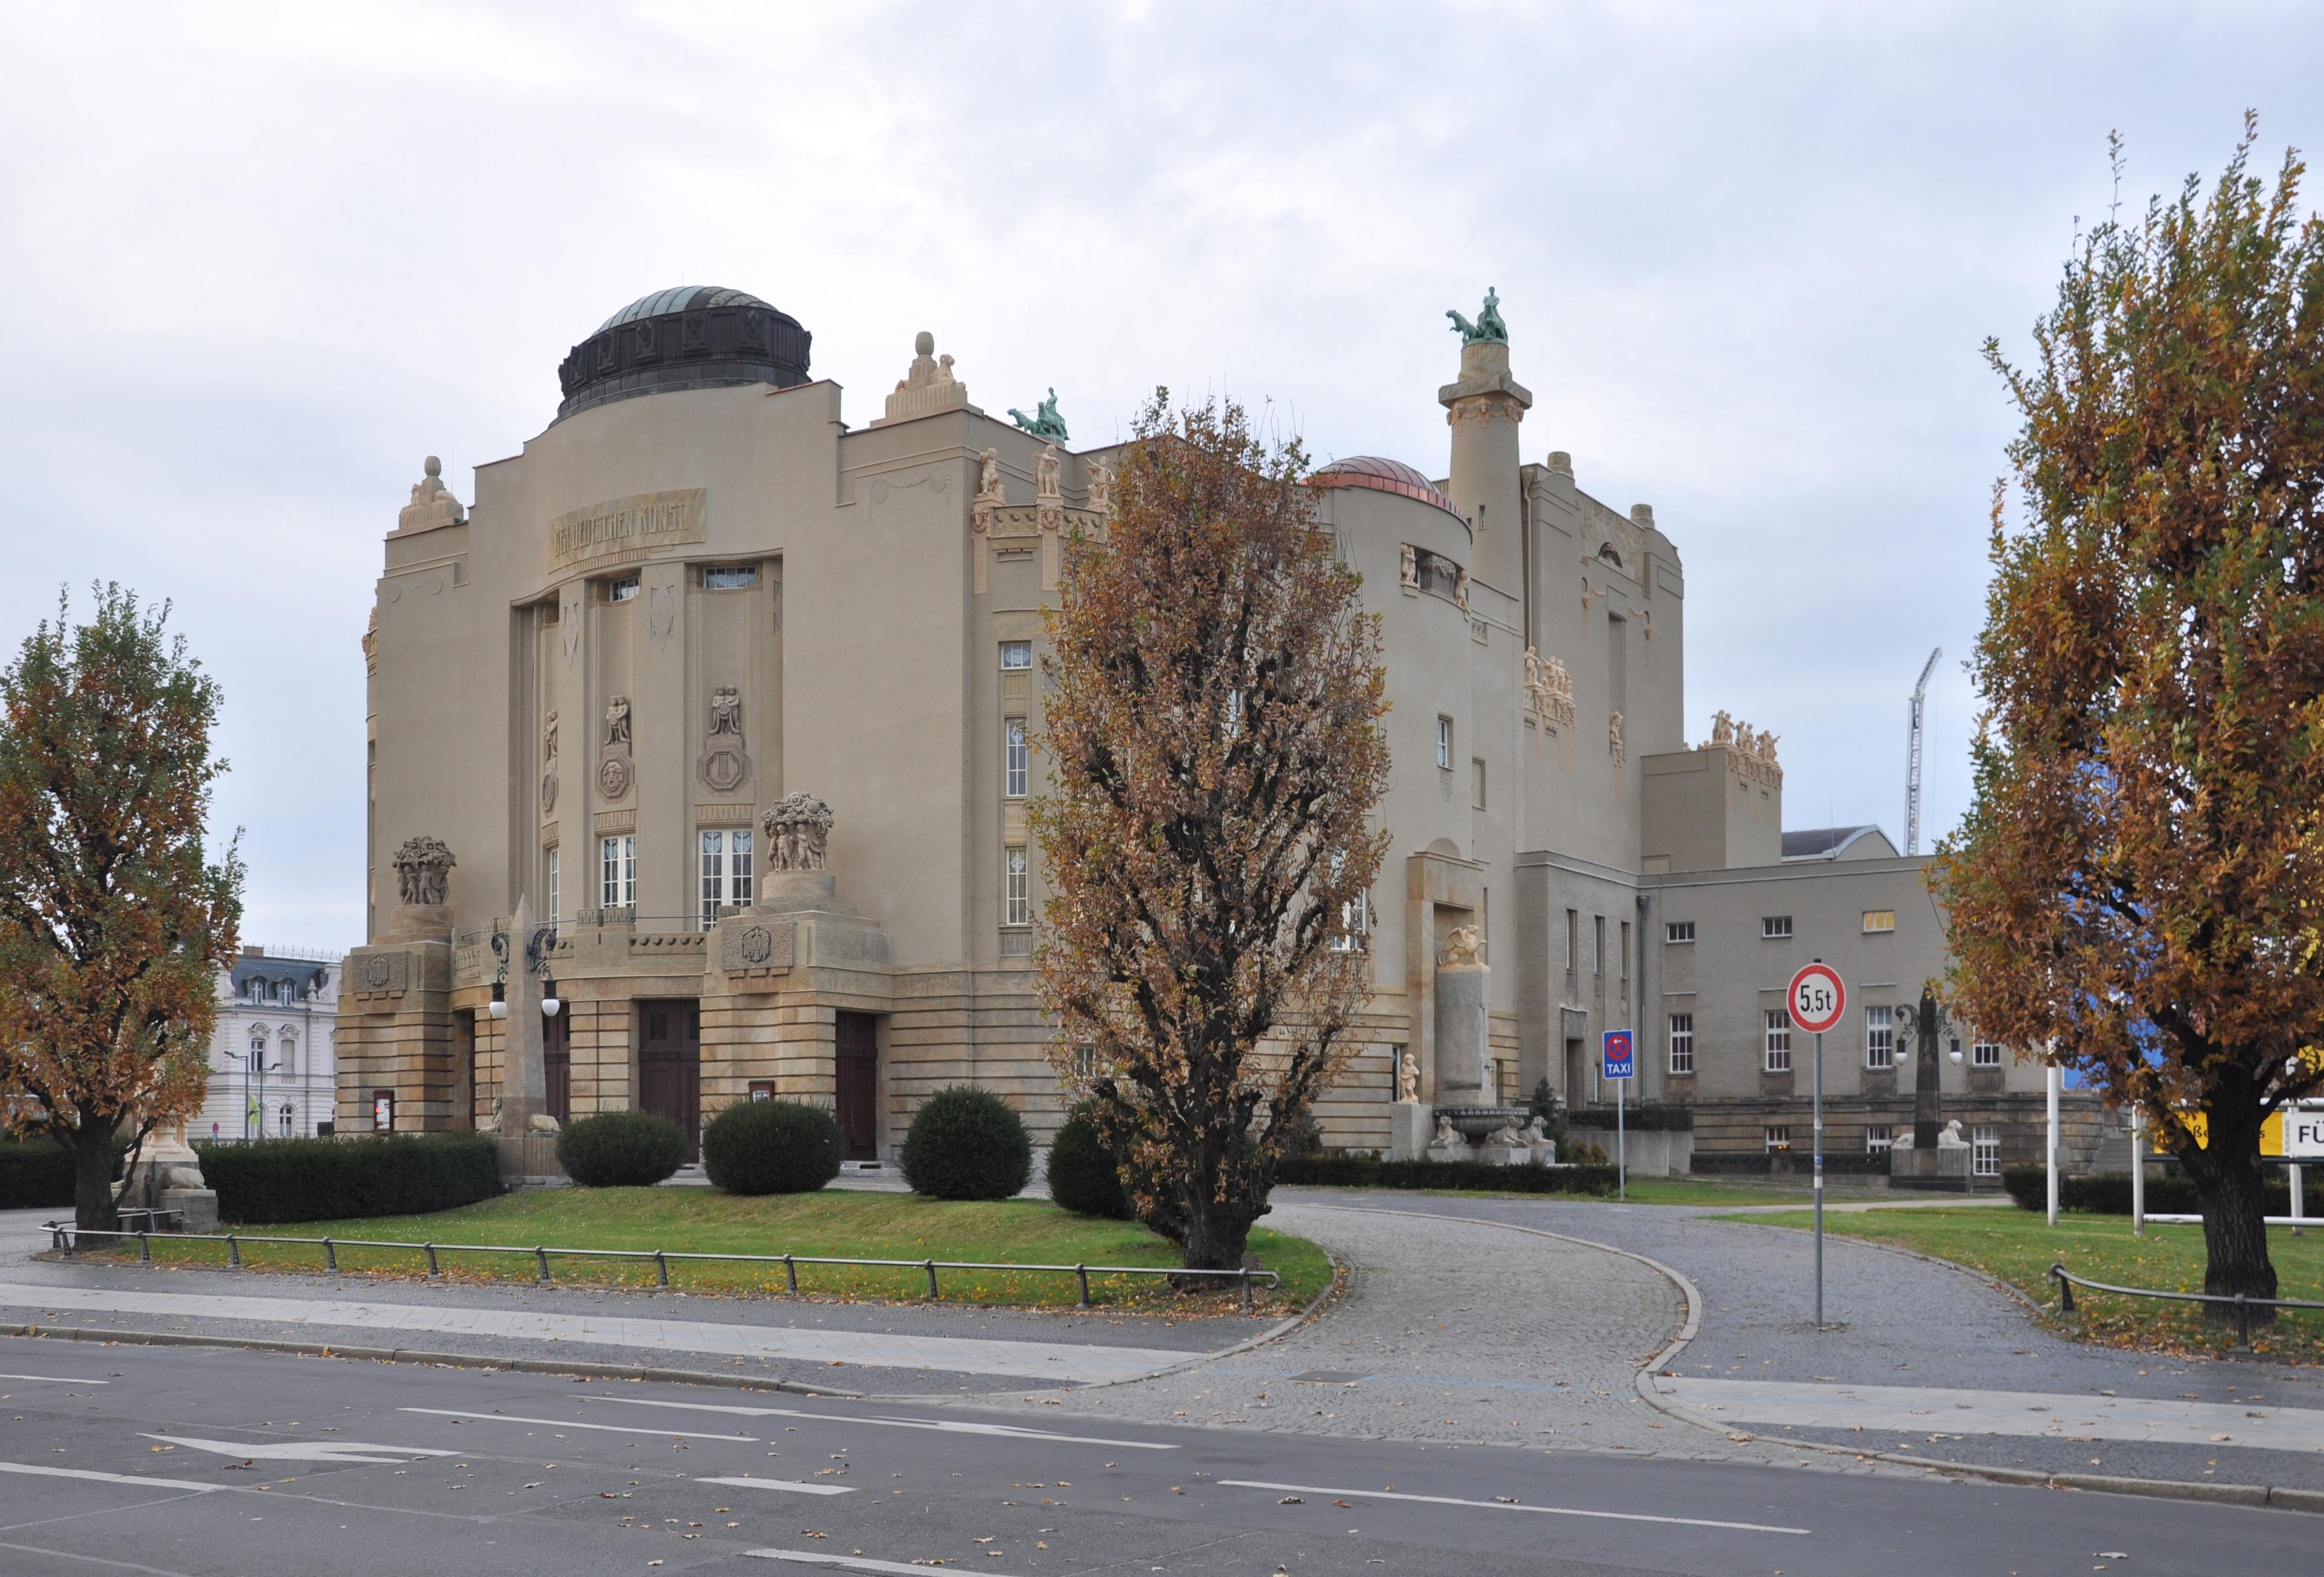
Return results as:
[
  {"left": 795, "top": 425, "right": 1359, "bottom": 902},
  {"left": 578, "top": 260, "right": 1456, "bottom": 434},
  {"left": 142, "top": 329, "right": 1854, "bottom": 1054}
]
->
[{"left": 338, "top": 286, "right": 2070, "bottom": 1177}]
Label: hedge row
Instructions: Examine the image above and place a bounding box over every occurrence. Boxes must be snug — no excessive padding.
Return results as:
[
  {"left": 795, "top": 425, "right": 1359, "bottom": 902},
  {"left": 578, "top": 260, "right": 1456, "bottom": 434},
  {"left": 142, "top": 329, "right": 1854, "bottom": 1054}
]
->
[
  {"left": 0, "top": 1140, "right": 76, "bottom": 1210},
  {"left": 1275, "top": 1153, "right": 1618, "bottom": 1195},
  {"left": 2001, "top": 1164, "right": 2294, "bottom": 1217},
  {"left": 194, "top": 1135, "right": 501, "bottom": 1224}
]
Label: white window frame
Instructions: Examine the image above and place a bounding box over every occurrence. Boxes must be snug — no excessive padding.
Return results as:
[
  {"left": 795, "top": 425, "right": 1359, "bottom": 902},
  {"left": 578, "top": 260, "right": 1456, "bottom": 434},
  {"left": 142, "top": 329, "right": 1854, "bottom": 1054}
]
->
[
  {"left": 1004, "top": 718, "right": 1028, "bottom": 798},
  {"left": 1866, "top": 1124, "right": 1894, "bottom": 1154},
  {"left": 1862, "top": 909, "right": 1896, "bottom": 933},
  {"left": 1762, "top": 914, "right": 1793, "bottom": 940},
  {"left": 1764, "top": 1008, "right": 1792, "bottom": 1072},
  {"left": 702, "top": 564, "right": 758, "bottom": 590},
  {"left": 1972, "top": 1124, "right": 2001, "bottom": 1177},
  {"left": 1972, "top": 1040, "right": 2002, "bottom": 1068},
  {"left": 1865, "top": 1005, "right": 1894, "bottom": 1070},
  {"left": 1436, "top": 715, "right": 1454, "bottom": 770},
  {"left": 1004, "top": 845, "right": 1030, "bottom": 927},
  {"left": 1667, "top": 1014, "right": 1694, "bottom": 1075},
  {"left": 600, "top": 834, "right": 636, "bottom": 910},
  {"left": 1764, "top": 1125, "right": 1791, "bottom": 1152},
  {"left": 1071, "top": 1046, "right": 1098, "bottom": 1081},
  {"left": 999, "top": 640, "right": 1033, "bottom": 670},
  {"left": 545, "top": 846, "right": 560, "bottom": 923},
  {"left": 1664, "top": 920, "right": 1694, "bottom": 944},
  {"left": 699, "top": 829, "right": 754, "bottom": 929},
  {"left": 605, "top": 575, "right": 640, "bottom": 603},
  {"left": 1333, "top": 888, "right": 1370, "bottom": 952}
]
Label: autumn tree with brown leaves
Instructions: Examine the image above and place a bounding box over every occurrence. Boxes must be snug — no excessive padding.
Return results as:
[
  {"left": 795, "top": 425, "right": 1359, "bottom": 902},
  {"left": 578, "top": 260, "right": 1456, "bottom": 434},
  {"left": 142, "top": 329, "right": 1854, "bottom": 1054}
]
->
[
  {"left": 1034, "top": 395, "right": 1391, "bottom": 1274},
  {"left": 0, "top": 587, "right": 243, "bottom": 1230},
  {"left": 1935, "top": 122, "right": 2324, "bottom": 1310}
]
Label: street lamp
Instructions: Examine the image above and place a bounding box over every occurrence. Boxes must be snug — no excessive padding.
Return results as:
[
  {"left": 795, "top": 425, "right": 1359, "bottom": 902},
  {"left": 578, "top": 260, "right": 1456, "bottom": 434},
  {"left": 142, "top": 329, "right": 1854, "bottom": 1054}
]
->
[{"left": 489, "top": 922, "right": 560, "bottom": 1019}]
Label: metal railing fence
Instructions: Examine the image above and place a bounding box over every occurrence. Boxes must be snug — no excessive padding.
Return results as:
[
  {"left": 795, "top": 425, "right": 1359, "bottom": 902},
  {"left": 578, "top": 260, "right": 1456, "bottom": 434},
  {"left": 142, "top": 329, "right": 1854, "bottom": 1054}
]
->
[
  {"left": 2048, "top": 1261, "right": 2324, "bottom": 1351},
  {"left": 44, "top": 1223, "right": 1280, "bottom": 1312}
]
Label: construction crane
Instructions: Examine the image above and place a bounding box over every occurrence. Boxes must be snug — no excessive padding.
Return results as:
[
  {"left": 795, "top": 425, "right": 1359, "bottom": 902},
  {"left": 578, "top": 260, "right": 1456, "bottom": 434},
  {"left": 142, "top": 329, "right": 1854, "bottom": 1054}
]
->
[{"left": 1905, "top": 646, "right": 1942, "bottom": 856}]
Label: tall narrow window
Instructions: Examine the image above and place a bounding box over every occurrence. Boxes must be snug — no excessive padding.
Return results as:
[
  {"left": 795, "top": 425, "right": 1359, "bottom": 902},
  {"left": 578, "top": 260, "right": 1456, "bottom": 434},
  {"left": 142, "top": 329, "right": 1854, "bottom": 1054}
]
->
[
  {"left": 600, "top": 834, "right": 635, "bottom": 909},
  {"left": 1972, "top": 1124, "right": 2001, "bottom": 1177},
  {"left": 1667, "top": 1014, "right": 1695, "bottom": 1075},
  {"left": 1593, "top": 916, "right": 1605, "bottom": 977},
  {"left": 545, "top": 846, "right": 560, "bottom": 923},
  {"left": 1619, "top": 920, "right": 1630, "bottom": 980},
  {"left": 1471, "top": 757, "right": 1486, "bottom": 808},
  {"left": 1004, "top": 718, "right": 1028, "bottom": 798},
  {"left": 1764, "top": 1008, "right": 1792, "bottom": 1072},
  {"left": 1334, "top": 890, "right": 1370, "bottom": 952},
  {"left": 1565, "top": 910, "right": 1578, "bottom": 971},
  {"left": 1004, "top": 845, "right": 1030, "bottom": 926},
  {"left": 1866, "top": 1124, "right": 1894, "bottom": 1154},
  {"left": 1866, "top": 1005, "right": 1895, "bottom": 1069},
  {"left": 699, "top": 830, "right": 754, "bottom": 928},
  {"left": 1436, "top": 715, "right": 1454, "bottom": 770}
]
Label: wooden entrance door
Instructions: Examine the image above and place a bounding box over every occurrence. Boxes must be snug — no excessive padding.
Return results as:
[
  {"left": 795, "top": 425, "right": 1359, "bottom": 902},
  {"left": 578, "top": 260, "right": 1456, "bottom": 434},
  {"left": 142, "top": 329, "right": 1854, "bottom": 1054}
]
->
[
  {"left": 638, "top": 1000, "right": 701, "bottom": 1158},
  {"left": 543, "top": 1005, "right": 571, "bottom": 1125},
  {"left": 835, "top": 1011, "right": 879, "bottom": 1161}
]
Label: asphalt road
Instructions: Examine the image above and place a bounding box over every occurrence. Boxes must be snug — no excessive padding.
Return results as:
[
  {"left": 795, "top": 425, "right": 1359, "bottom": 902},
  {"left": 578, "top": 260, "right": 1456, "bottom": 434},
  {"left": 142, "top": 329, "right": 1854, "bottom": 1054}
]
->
[{"left": 0, "top": 1336, "right": 2309, "bottom": 1576}]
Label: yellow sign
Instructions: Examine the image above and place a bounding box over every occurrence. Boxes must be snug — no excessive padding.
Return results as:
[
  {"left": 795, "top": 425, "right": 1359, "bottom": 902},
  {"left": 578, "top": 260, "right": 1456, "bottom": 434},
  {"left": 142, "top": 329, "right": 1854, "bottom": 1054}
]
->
[{"left": 2167, "top": 1109, "right": 2286, "bottom": 1156}]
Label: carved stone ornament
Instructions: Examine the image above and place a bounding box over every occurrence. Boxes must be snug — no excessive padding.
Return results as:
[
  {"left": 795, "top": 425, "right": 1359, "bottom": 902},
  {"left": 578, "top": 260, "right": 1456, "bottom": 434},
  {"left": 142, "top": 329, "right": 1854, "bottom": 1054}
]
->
[
  {"left": 1397, "top": 1052, "right": 1420, "bottom": 1104},
  {"left": 390, "top": 836, "right": 455, "bottom": 907},
  {"left": 1086, "top": 457, "right": 1112, "bottom": 516},
  {"left": 698, "top": 685, "right": 751, "bottom": 794},
  {"left": 1609, "top": 709, "right": 1626, "bottom": 770},
  {"left": 762, "top": 792, "right": 835, "bottom": 872},
  {"left": 720, "top": 917, "right": 796, "bottom": 975},
  {"left": 881, "top": 330, "right": 971, "bottom": 424},
  {"left": 1400, "top": 543, "right": 1418, "bottom": 588},
  {"left": 707, "top": 686, "right": 743, "bottom": 737},
  {"left": 1440, "top": 923, "right": 1485, "bottom": 969},
  {"left": 603, "top": 694, "right": 632, "bottom": 750},
  {"left": 540, "top": 710, "right": 559, "bottom": 814},
  {"left": 1431, "top": 1113, "right": 1462, "bottom": 1148},
  {"left": 597, "top": 753, "right": 634, "bottom": 801},
  {"left": 398, "top": 455, "right": 466, "bottom": 533},
  {"left": 352, "top": 950, "right": 409, "bottom": 996}
]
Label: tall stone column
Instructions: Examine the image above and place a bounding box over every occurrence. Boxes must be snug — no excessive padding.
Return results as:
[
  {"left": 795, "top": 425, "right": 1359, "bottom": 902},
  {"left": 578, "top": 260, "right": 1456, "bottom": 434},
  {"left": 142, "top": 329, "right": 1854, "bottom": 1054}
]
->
[
  {"left": 1439, "top": 326, "right": 1533, "bottom": 594},
  {"left": 1433, "top": 959, "right": 1492, "bottom": 1105},
  {"left": 499, "top": 894, "right": 547, "bottom": 1132}
]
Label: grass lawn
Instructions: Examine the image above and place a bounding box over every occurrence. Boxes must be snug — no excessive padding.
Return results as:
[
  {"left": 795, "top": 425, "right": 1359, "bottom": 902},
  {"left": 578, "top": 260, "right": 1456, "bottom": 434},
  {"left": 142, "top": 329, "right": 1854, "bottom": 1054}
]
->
[
  {"left": 1719, "top": 1203, "right": 2324, "bottom": 1360},
  {"left": 97, "top": 1187, "right": 1331, "bottom": 1316}
]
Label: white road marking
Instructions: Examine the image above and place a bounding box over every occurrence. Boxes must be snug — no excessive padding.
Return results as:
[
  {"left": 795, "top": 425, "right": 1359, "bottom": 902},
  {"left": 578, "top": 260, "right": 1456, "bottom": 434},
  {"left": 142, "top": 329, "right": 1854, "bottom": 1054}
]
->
[
  {"left": 0, "top": 1374, "right": 108, "bottom": 1386},
  {"left": 400, "top": 1407, "right": 755, "bottom": 1441},
  {"left": 1221, "top": 1480, "right": 1810, "bottom": 1535},
  {"left": 748, "top": 1552, "right": 1020, "bottom": 1575},
  {"left": 695, "top": 1475, "right": 855, "bottom": 1497},
  {"left": 143, "top": 1433, "right": 450, "bottom": 1466},
  {"left": 585, "top": 1396, "right": 1177, "bottom": 1450},
  {"left": 1661, "top": 1376, "right": 2324, "bottom": 1454},
  {"left": 0, "top": 1461, "right": 221, "bottom": 1493}
]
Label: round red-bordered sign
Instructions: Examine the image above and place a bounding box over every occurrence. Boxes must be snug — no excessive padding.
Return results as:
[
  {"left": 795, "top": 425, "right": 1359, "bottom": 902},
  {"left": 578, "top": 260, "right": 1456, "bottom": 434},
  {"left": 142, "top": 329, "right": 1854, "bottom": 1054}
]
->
[{"left": 1787, "top": 963, "right": 1847, "bottom": 1035}]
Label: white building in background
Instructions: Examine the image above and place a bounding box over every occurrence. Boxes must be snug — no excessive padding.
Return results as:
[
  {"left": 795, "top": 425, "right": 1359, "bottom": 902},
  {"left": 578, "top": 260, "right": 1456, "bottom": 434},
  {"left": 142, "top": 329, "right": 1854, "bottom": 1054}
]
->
[{"left": 200, "top": 946, "right": 341, "bottom": 1141}]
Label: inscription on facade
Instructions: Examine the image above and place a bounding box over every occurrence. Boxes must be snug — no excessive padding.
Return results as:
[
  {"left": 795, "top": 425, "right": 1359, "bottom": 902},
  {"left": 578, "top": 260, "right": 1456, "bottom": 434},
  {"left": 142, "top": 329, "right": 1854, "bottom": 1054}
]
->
[{"left": 548, "top": 489, "right": 708, "bottom": 570}]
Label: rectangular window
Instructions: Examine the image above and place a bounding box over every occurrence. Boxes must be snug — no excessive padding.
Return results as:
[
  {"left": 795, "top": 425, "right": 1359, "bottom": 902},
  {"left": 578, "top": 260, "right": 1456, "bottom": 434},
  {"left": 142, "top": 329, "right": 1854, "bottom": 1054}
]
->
[
  {"left": 748, "top": 1080, "right": 776, "bottom": 1103},
  {"left": 1972, "top": 1124, "right": 2001, "bottom": 1176},
  {"left": 599, "top": 834, "right": 635, "bottom": 909},
  {"left": 1071, "top": 1046, "right": 1098, "bottom": 1081},
  {"left": 1333, "top": 888, "right": 1370, "bottom": 952},
  {"left": 372, "top": 1090, "right": 395, "bottom": 1132},
  {"left": 604, "top": 575, "right": 640, "bottom": 603},
  {"left": 1973, "top": 1040, "right": 2002, "bottom": 1068},
  {"left": 1764, "top": 1125, "right": 1791, "bottom": 1152},
  {"left": 1762, "top": 915, "right": 1793, "bottom": 940},
  {"left": 1594, "top": 915, "right": 1605, "bottom": 976},
  {"left": 1667, "top": 1014, "right": 1694, "bottom": 1075},
  {"left": 1862, "top": 909, "right": 1896, "bottom": 933},
  {"left": 999, "top": 640, "right": 1033, "bottom": 670},
  {"left": 1436, "top": 716, "right": 1454, "bottom": 770},
  {"left": 545, "top": 847, "right": 559, "bottom": 922},
  {"left": 1471, "top": 757, "right": 1486, "bottom": 809},
  {"left": 1866, "top": 1124, "right": 1894, "bottom": 1154},
  {"left": 702, "top": 565, "right": 758, "bottom": 589},
  {"left": 1565, "top": 910, "right": 1578, "bottom": 971},
  {"left": 1664, "top": 920, "right": 1694, "bottom": 944},
  {"left": 1619, "top": 920, "right": 1630, "bottom": 980},
  {"left": 1004, "top": 718, "right": 1028, "bottom": 798},
  {"left": 1004, "top": 845, "right": 1030, "bottom": 927},
  {"left": 1764, "top": 1008, "right": 1793, "bottom": 1072},
  {"left": 1866, "top": 1005, "right": 1895, "bottom": 1070},
  {"left": 698, "top": 830, "right": 754, "bottom": 928}
]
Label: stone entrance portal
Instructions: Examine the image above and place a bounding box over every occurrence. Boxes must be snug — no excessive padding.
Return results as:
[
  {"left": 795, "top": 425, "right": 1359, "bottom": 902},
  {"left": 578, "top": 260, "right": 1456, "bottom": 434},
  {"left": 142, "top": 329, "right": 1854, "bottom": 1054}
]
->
[
  {"left": 836, "top": 1011, "right": 879, "bottom": 1160},
  {"left": 638, "top": 1000, "right": 701, "bottom": 1158}
]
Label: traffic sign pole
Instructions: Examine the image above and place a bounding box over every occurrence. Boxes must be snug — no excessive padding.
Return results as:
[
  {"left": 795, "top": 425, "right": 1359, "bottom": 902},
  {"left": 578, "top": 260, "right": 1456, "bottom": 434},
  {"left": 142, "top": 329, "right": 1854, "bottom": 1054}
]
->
[
  {"left": 1785, "top": 959, "right": 1847, "bottom": 1334},
  {"left": 1601, "top": 1029, "right": 1635, "bottom": 1202},
  {"left": 1617, "top": 1065, "right": 1626, "bottom": 1202}
]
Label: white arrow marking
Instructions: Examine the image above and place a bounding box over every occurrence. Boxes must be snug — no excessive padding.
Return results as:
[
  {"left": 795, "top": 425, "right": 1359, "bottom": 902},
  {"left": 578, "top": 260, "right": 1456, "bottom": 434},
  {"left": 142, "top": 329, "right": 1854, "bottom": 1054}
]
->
[
  {"left": 1220, "top": 1480, "right": 1810, "bottom": 1535},
  {"left": 695, "top": 1475, "right": 855, "bottom": 1497},
  {"left": 0, "top": 1461, "right": 221, "bottom": 1493},
  {"left": 145, "top": 1433, "right": 452, "bottom": 1466}
]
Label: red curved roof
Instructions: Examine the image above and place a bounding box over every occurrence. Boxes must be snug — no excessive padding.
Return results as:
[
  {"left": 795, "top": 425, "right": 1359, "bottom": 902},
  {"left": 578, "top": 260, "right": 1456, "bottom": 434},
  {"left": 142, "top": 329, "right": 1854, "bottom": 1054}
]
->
[{"left": 1308, "top": 456, "right": 1460, "bottom": 517}]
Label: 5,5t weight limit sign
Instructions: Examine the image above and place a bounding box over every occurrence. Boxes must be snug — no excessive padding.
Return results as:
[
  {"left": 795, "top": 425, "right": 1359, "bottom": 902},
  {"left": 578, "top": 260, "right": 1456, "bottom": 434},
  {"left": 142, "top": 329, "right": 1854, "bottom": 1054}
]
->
[{"left": 1788, "top": 963, "right": 1847, "bottom": 1035}]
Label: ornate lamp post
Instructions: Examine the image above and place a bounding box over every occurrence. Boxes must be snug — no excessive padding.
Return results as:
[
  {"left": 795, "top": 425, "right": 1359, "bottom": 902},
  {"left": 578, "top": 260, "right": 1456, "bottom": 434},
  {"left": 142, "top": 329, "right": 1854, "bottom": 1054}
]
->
[{"left": 1894, "top": 986, "right": 1953, "bottom": 1149}]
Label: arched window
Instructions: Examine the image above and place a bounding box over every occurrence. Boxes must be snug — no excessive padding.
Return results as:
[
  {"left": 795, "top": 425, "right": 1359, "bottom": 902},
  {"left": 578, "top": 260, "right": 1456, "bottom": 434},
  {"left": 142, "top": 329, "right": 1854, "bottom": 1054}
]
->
[
  {"left": 246, "top": 977, "right": 264, "bottom": 1002},
  {"left": 249, "top": 1028, "right": 266, "bottom": 1056},
  {"left": 277, "top": 980, "right": 292, "bottom": 1003},
  {"left": 278, "top": 1029, "right": 297, "bottom": 1077},
  {"left": 278, "top": 1104, "right": 294, "bottom": 1138}
]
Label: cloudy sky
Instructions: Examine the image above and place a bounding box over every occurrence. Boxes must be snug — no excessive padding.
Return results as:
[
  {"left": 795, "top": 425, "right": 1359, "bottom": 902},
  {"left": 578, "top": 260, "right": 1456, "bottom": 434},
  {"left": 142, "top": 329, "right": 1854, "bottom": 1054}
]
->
[{"left": 2, "top": 1, "right": 2318, "bottom": 948}]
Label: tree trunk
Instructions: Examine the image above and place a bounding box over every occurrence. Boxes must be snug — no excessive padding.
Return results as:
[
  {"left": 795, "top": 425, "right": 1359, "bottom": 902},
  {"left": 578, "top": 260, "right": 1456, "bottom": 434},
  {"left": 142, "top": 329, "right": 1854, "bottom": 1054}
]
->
[
  {"left": 71, "top": 1121, "right": 121, "bottom": 1235},
  {"left": 1178, "top": 1198, "right": 1255, "bottom": 1275},
  {"left": 2184, "top": 1082, "right": 2278, "bottom": 1322}
]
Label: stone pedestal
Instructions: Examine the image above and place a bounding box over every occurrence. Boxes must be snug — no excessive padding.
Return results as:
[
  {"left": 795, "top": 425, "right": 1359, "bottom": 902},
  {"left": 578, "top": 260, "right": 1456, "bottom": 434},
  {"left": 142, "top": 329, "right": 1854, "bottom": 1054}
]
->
[
  {"left": 1471, "top": 1145, "right": 1530, "bottom": 1167},
  {"left": 1433, "top": 962, "right": 1491, "bottom": 1104},
  {"left": 386, "top": 903, "right": 453, "bottom": 943},
  {"left": 160, "top": 1188, "right": 219, "bottom": 1231},
  {"left": 1389, "top": 1101, "right": 1433, "bottom": 1161}
]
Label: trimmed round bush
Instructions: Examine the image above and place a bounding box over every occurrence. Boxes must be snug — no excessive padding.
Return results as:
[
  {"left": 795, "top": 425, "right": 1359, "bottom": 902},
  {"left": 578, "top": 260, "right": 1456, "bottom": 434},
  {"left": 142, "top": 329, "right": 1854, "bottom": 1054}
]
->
[
  {"left": 700, "top": 1099, "right": 842, "bottom": 1196},
  {"left": 555, "top": 1109, "right": 688, "bottom": 1187},
  {"left": 1046, "top": 1114, "right": 1132, "bottom": 1219},
  {"left": 901, "top": 1086, "right": 1032, "bottom": 1201}
]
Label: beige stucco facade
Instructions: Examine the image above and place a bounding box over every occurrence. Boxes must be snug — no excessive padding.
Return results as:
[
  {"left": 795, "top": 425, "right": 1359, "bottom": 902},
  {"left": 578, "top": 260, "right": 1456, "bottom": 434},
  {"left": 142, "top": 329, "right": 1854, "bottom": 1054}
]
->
[{"left": 339, "top": 289, "right": 2062, "bottom": 1175}]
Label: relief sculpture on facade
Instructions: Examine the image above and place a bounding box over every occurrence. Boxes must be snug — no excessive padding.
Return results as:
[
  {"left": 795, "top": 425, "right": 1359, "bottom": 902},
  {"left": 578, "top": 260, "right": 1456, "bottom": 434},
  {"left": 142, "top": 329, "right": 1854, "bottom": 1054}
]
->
[
  {"left": 391, "top": 836, "right": 456, "bottom": 907},
  {"left": 598, "top": 694, "right": 634, "bottom": 800},
  {"left": 697, "top": 685, "right": 751, "bottom": 795},
  {"left": 540, "top": 711, "right": 559, "bottom": 815}
]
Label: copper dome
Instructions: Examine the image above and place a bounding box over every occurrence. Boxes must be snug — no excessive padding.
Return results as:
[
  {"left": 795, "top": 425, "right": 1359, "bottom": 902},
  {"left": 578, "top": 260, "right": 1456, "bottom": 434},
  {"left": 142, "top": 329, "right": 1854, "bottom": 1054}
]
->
[{"left": 1309, "top": 456, "right": 1459, "bottom": 517}]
